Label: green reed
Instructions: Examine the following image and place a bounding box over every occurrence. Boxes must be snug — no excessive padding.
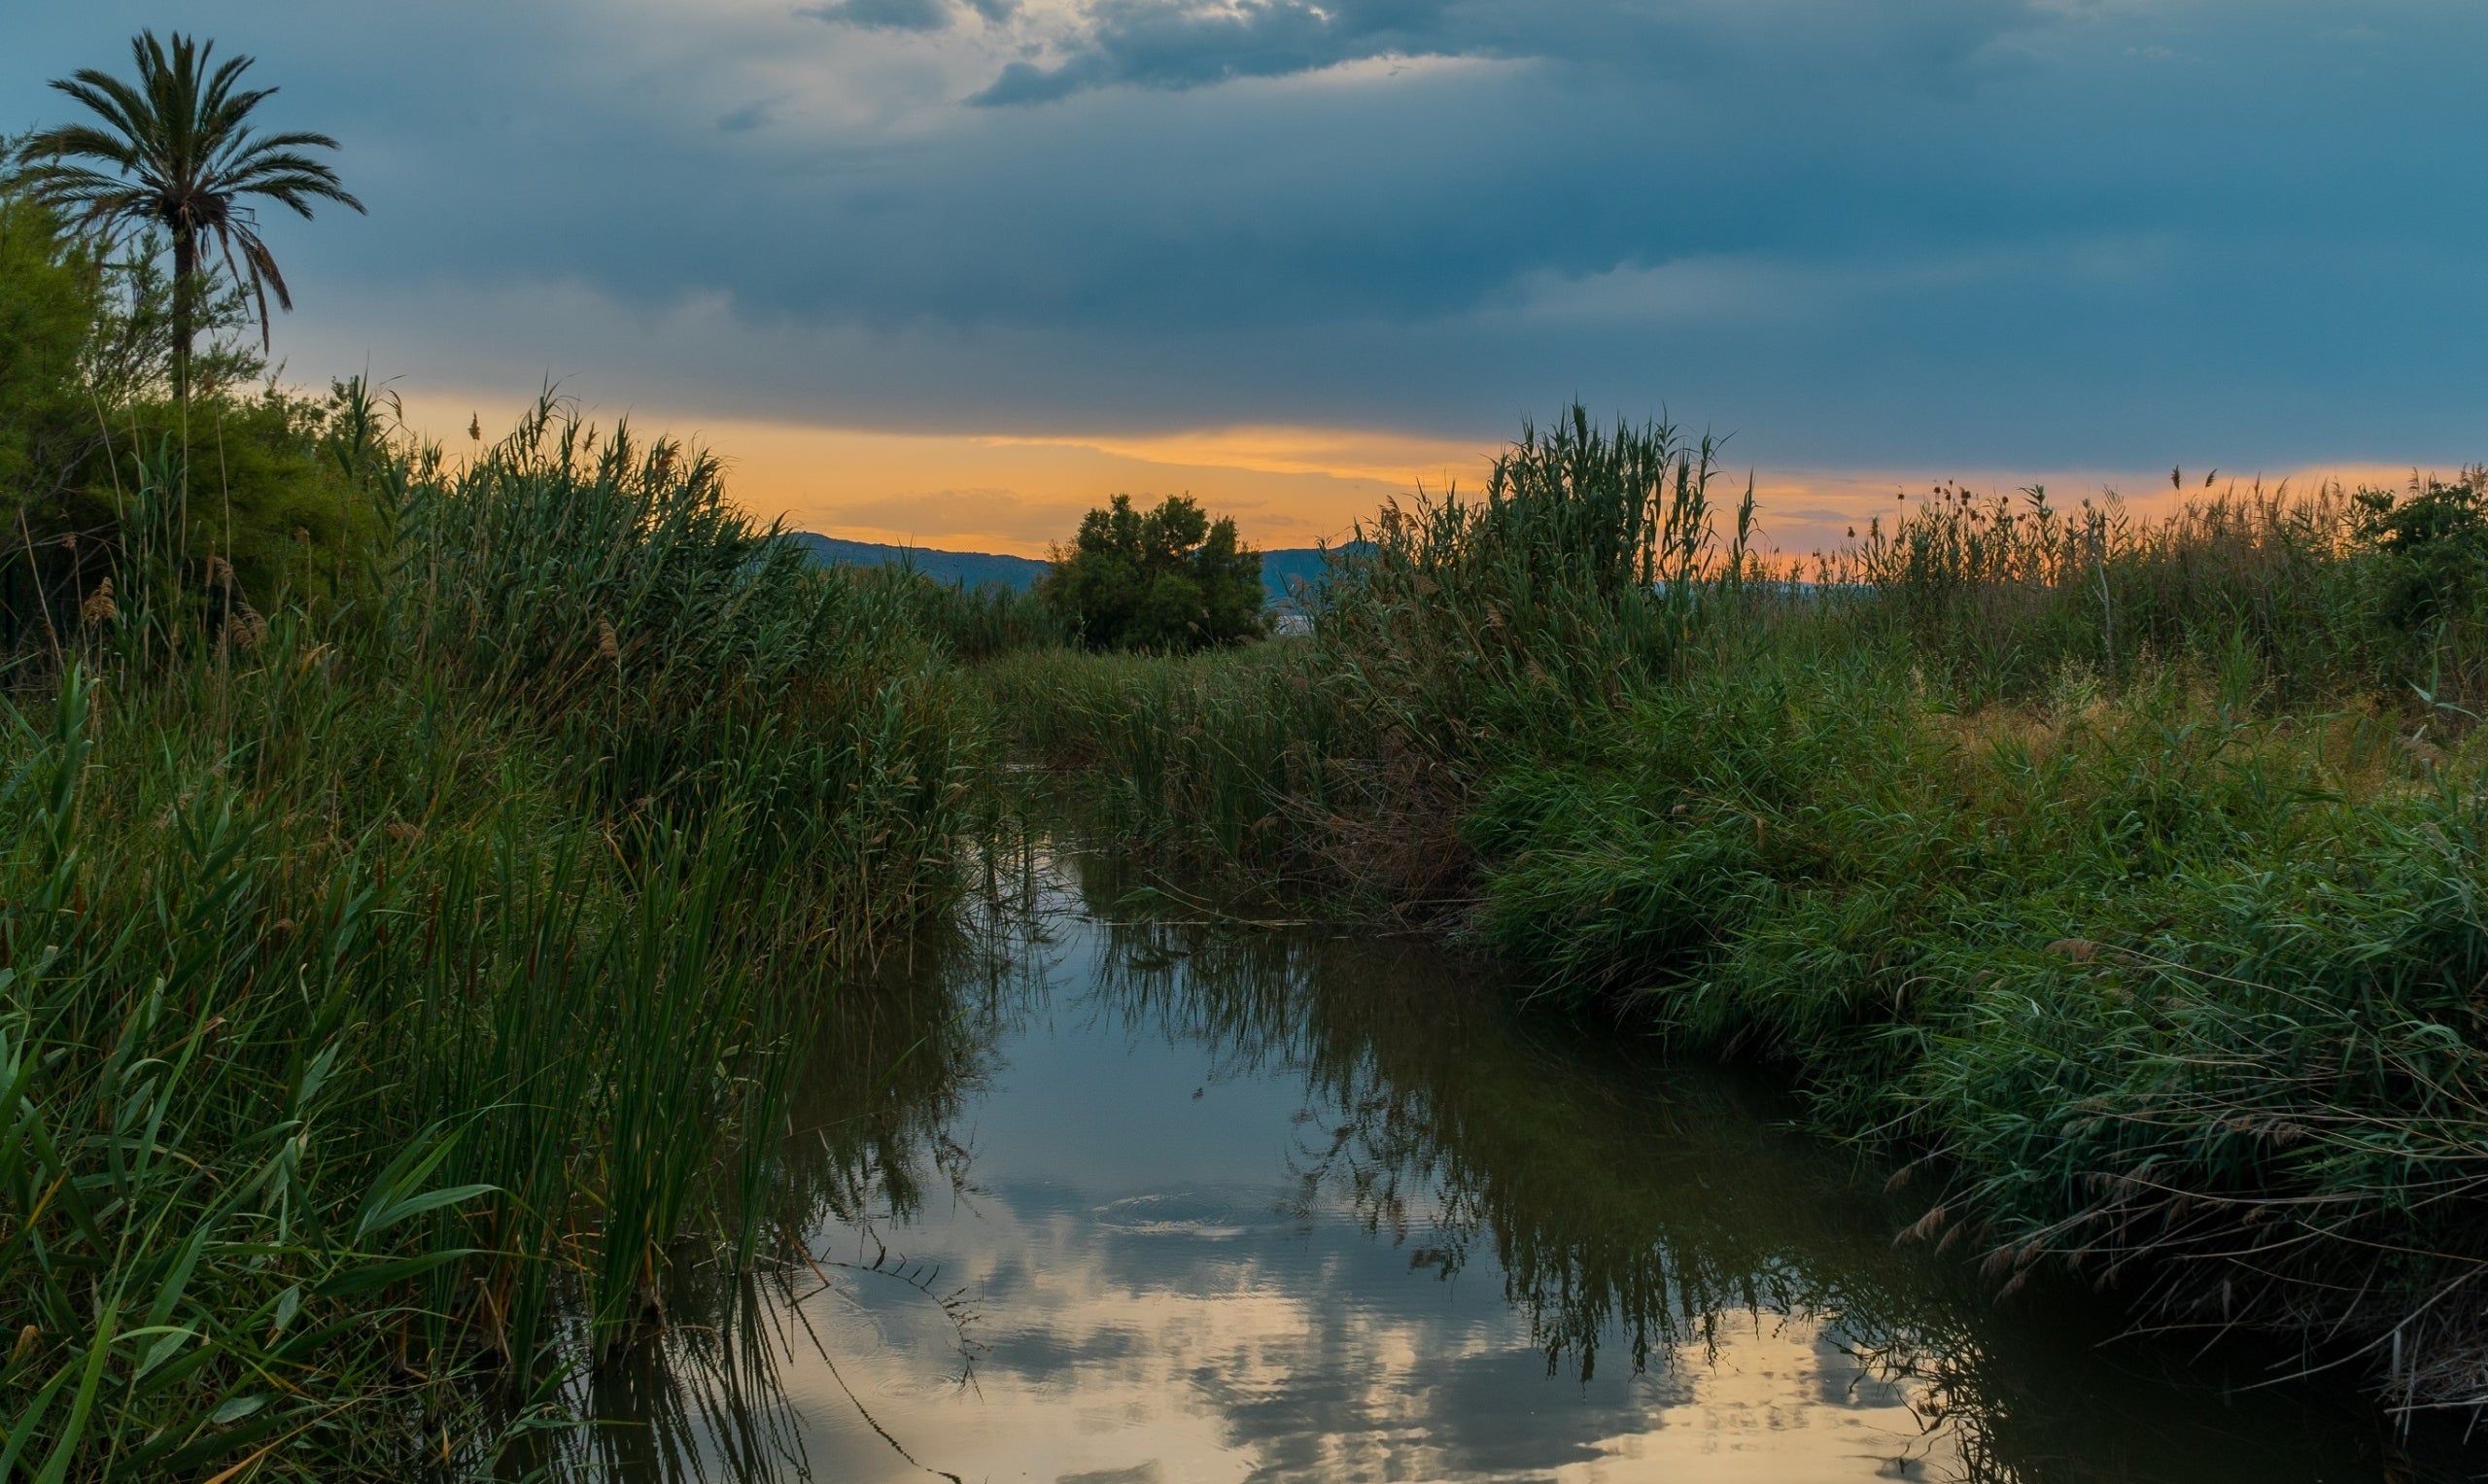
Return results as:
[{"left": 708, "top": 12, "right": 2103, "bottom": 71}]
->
[
  {"left": 990, "top": 406, "right": 2488, "bottom": 1421},
  {"left": 0, "top": 395, "right": 984, "bottom": 1479},
  {"left": 1810, "top": 473, "right": 2488, "bottom": 707},
  {"left": 842, "top": 564, "right": 1074, "bottom": 664}
]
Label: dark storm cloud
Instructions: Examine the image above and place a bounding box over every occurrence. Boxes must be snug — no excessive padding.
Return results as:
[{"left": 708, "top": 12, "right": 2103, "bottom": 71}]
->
[
  {"left": 803, "top": 0, "right": 1015, "bottom": 31},
  {"left": 975, "top": 0, "right": 1474, "bottom": 105},
  {"left": 801, "top": 0, "right": 956, "bottom": 31},
  {"left": 972, "top": 0, "right": 2049, "bottom": 106},
  {"left": 5, "top": 0, "right": 2485, "bottom": 471}
]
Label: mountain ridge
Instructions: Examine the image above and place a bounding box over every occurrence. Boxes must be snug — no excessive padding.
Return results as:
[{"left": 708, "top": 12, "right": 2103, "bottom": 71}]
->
[{"left": 787, "top": 532, "right": 1349, "bottom": 606}]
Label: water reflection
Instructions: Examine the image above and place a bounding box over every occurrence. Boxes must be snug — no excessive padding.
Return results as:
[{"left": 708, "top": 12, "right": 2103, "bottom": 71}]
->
[{"left": 566, "top": 846, "right": 2430, "bottom": 1483}]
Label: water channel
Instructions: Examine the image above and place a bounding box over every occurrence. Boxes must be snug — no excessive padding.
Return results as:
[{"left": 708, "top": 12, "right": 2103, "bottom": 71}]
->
[{"left": 574, "top": 846, "right": 2458, "bottom": 1482}]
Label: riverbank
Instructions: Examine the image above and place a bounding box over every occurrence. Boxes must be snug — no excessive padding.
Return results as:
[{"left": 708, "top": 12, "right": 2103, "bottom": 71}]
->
[
  {"left": 976, "top": 412, "right": 2488, "bottom": 1419},
  {"left": 0, "top": 396, "right": 986, "bottom": 1478}
]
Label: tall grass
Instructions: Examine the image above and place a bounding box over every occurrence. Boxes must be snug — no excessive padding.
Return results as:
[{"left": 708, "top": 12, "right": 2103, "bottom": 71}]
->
[
  {"left": 847, "top": 565, "right": 1073, "bottom": 664},
  {"left": 1812, "top": 473, "right": 2488, "bottom": 707},
  {"left": 1315, "top": 405, "right": 1749, "bottom": 754},
  {"left": 981, "top": 644, "right": 1334, "bottom": 880},
  {"left": 983, "top": 407, "right": 1752, "bottom": 902},
  {"left": 1465, "top": 646, "right": 2488, "bottom": 1412},
  {"left": 390, "top": 398, "right": 977, "bottom": 952},
  {"left": 991, "top": 403, "right": 2488, "bottom": 1418},
  {"left": 0, "top": 394, "right": 982, "bottom": 1479}
]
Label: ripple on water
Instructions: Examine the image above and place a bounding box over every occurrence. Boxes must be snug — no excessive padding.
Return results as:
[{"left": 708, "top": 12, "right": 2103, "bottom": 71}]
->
[
  {"left": 1090, "top": 1191, "right": 1255, "bottom": 1238},
  {"left": 801, "top": 1265, "right": 974, "bottom": 1399}
]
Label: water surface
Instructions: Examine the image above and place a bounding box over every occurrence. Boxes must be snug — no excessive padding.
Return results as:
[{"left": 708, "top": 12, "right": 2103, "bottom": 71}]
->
[{"left": 583, "top": 850, "right": 2438, "bottom": 1483}]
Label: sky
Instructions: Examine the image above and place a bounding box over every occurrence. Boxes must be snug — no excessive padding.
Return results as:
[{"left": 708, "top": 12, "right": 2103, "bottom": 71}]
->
[{"left": 6, "top": 0, "right": 2484, "bottom": 557}]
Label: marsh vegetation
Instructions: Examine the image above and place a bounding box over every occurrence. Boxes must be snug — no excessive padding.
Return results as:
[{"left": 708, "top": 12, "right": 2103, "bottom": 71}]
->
[
  {"left": 0, "top": 390, "right": 985, "bottom": 1478},
  {"left": 984, "top": 409, "right": 2488, "bottom": 1425},
  {"left": 9, "top": 29, "right": 2488, "bottom": 1477}
]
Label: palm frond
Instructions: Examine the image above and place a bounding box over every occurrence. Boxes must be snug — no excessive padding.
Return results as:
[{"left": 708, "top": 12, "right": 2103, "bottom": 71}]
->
[
  {"left": 45, "top": 70, "right": 155, "bottom": 152},
  {"left": 20, "top": 123, "right": 142, "bottom": 172},
  {"left": 227, "top": 129, "right": 344, "bottom": 155},
  {"left": 238, "top": 231, "right": 290, "bottom": 346},
  {"left": 25, "top": 26, "right": 361, "bottom": 375}
]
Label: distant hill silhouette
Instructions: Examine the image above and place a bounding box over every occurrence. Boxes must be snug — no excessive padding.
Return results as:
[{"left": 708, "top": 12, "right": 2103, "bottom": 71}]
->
[
  {"left": 787, "top": 534, "right": 1050, "bottom": 591},
  {"left": 1258, "top": 547, "right": 1350, "bottom": 609},
  {"left": 788, "top": 532, "right": 1361, "bottom": 608}
]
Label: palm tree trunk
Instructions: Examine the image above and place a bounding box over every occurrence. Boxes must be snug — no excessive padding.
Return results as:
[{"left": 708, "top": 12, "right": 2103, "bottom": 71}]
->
[{"left": 171, "top": 224, "right": 196, "bottom": 402}]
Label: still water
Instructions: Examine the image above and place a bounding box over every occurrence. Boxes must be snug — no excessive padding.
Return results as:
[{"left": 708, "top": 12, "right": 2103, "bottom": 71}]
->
[{"left": 580, "top": 849, "right": 2439, "bottom": 1483}]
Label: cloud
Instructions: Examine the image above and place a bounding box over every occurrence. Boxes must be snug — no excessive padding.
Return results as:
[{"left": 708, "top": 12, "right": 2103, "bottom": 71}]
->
[
  {"left": 810, "top": 486, "right": 1101, "bottom": 545},
  {"left": 10, "top": 0, "right": 2488, "bottom": 490},
  {"left": 801, "top": 0, "right": 957, "bottom": 32},
  {"left": 799, "top": 0, "right": 1012, "bottom": 33},
  {"left": 974, "top": 0, "right": 1472, "bottom": 105},
  {"left": 972, "top": 0, "right": 2061, "bottom": 106}
]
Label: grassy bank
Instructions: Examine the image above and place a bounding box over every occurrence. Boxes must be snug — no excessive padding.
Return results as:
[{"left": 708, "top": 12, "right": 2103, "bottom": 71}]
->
[
  {"left": 982, "top": 408, "right": 2488, "bottom": 1417},
  {"left": 0, "top": 394, "right": 983, "bottom": 1479}
]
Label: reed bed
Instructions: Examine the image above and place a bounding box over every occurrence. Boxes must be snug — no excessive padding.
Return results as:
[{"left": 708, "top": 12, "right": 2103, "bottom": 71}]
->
[
  {"left": 986, "top": 405, "right": 2488, "bottom": 1419},
  {"left": 841, "top": 565, "right": 1072, "bottom": 665},
  {"left": 0, "top": 395, "right": 982, "bottom": 1479},
  {"left": 1812, "top": 473, "right": 2488, "bottom": 707}
]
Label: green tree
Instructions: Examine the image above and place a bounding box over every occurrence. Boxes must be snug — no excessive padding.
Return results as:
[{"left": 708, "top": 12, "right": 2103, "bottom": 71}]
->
[
  {"left": 1040, "top": 494, "right": 1266, "bottom": 652},
  {"left": 0, "top": 190, "right": 106, "bottom": 524},
  {"left": 2353, "top": 473, "right": 2488, "bottom": 635},
  {"left": 20, "top": 30, "right": 363, "bottom": 400},
  {"left": 0, "top": 167, "right": 362, "bottom": 648}
]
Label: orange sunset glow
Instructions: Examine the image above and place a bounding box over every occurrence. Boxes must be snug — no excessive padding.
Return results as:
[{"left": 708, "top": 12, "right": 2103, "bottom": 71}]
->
[{"left": 398, "top": 392, "right": 2434, "bottom": 564}]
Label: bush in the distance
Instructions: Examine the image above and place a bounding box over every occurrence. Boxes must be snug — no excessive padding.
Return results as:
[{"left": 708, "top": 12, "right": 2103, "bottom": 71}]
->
[{"left": 1040, "top": 493, "right": 1265, "bottom": 652}]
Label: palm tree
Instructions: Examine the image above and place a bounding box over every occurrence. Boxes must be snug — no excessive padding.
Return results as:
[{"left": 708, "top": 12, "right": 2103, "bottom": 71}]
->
[{"left": 21, "top": 30, "right": 363, "bottom": 399}]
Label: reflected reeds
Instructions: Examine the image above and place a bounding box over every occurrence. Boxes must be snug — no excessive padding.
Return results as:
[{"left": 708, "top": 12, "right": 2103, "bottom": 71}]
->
[{"left": 563, "top": 841, "right": 2427, "bottom": 1484}]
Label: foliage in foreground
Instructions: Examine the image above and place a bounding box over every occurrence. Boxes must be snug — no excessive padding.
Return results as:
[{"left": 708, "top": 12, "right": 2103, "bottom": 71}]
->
[
  {"left": 984, "top": 404, "right": 2488, "bottom": 1417},
  {"left": 0, "top": 399, "right": 979, "bottom": 1481}
]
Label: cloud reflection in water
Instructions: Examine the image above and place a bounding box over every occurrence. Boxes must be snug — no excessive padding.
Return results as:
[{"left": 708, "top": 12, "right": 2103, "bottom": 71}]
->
[{"left": 579, "top": 849, "right": 2405, "bottom": 1484}]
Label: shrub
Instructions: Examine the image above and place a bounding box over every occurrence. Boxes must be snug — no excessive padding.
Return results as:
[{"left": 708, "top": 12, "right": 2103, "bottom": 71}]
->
[
  {"left": 2354, "top": 470, "right": 2488, "bottom": 636},
  {"left": 0, "top": 177, "right": 361, "bottom": 655},
  {"left": 1038, "top": 493, "right": 1265, "bottom": 652}
]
